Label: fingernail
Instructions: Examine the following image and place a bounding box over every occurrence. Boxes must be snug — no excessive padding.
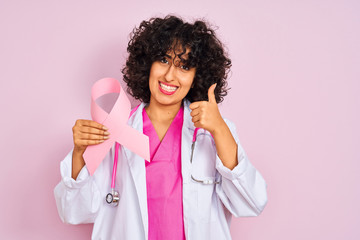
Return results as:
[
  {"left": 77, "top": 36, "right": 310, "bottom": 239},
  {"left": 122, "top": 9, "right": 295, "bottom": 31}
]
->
[
  {"left": 104, "top": 131, "right": 110, "bottom": 135},
  {"left": 103, "top": 126, "right": 108, "bottom": 130},
  {"left": 99, "top": 140, "right": 104, "bottom": 143},
  {"left": 103, "top": 136, "right": 109, "bottom": 139}
]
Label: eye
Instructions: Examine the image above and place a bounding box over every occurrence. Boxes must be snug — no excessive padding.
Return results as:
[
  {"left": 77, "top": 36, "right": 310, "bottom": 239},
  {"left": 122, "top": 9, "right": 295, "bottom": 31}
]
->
[
  {"left": 180, "top": 65, "right": 190, "bottom": 71},
  {"left": 160, "top": 57, "right": 168, "bottom": 64}
]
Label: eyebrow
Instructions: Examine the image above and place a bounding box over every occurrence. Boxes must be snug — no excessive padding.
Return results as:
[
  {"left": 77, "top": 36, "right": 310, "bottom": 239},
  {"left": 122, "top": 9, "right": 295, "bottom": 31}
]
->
[{"left": 164, "top": 53, "right": 189, "bottom": 63}]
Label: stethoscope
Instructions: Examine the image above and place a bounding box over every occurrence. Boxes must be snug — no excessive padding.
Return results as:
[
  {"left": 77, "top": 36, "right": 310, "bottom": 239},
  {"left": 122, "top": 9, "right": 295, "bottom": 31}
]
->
[
  {"left": 105, "top": 128, "right": 220, "bottom": 206},
  {"left": 105, "top": 142, "right": 120, "bottom": 206}
]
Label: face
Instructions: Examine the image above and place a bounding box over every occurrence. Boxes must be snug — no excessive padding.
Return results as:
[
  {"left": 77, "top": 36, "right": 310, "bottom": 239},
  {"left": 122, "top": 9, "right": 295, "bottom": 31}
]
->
[{"left": 148, "top": 47, "right": 196, "bottom": 107}]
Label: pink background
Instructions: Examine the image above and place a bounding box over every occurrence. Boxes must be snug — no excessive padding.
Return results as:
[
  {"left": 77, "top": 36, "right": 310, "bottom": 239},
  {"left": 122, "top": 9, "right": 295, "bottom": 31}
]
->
[{"left": 1, "top": 0, "right": 359, "bottom": 239}]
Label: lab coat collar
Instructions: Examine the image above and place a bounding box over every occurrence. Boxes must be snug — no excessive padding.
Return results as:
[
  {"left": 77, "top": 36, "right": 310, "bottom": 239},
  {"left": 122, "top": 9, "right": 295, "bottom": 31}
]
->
[
  {"left": 128, "top": 99, "right": 195, "bottom": 132},
  {"left": 183, "top": 99, "right": 196, "bottom": 131}
]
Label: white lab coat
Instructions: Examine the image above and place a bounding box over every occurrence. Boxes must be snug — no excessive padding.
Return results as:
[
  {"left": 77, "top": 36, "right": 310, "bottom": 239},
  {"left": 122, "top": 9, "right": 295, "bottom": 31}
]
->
[{"left": 54, "top": 99, "right": 267, "bottom": 240}]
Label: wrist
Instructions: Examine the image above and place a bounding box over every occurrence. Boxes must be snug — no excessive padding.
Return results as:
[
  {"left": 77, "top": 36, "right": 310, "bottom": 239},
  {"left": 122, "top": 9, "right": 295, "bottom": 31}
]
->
[
  {"left": 211, "top": 119, "right": 228, "bottom": 137},
  {"left": 73, "top": 146, "right": 85, "bottom": 156},
  {"left": 72, "top": 149, "right": 85, "bottom": 179}
]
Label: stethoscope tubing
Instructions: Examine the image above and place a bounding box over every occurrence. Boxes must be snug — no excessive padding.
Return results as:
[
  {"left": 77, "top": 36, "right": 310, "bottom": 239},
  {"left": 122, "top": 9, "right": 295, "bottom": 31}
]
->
[
  {"left": 190, "top": 128, "right": 220, "bottom": 185},
  {"left": 111, "top": 142, "right": 120, "bottom": 189}
]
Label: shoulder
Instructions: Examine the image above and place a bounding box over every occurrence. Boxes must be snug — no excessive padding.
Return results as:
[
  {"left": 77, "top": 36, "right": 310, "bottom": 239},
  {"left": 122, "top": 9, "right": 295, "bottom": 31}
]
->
[
  {"left": 127, "top": 102, "right": 147, "bottom": 126},
  {"left": 129, "top": 104, "right": 141, "bottom": 117}
]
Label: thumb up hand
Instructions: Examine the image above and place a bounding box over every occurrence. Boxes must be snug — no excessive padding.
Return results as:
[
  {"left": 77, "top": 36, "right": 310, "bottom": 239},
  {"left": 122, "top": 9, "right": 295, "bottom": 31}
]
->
[{"left": 189, "top": 83, "right": 225, "bottom": 134}]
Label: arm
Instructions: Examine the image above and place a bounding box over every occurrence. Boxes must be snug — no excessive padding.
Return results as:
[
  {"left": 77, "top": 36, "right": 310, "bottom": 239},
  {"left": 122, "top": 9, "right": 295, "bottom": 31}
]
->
[
  {"left": 211, "top": 120, "right": 238, "bottom": 170},
  {"left": 54, "top": 119, "right": 109, "bottom": 224},
  {"left": 189, "top": 84, "right": 238, "bottom": 170},
  {"left": 72, "top": 150, "right": 85, "bottom": 179},
  {"left": 214, "top": 119, "right": 268, "bottom": 217},
  {"left": 54, "top": 150, "right": 101, "bottom": 224},
  {"left": 189, "top": 84, "right": 267, "bottom": 217}
]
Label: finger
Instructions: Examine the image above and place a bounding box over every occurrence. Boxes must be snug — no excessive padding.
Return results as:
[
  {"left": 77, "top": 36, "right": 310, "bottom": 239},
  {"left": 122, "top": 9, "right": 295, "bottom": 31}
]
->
[
  {"left": 192, "top": 115, "right": 200, "bottom": 123},
  {"left": 189, "top": 101, "right": 202, "bottom": 110},
  {"left": 78, "top": 119, "right": 108, "bottom": 130},
  {"left": 77, "top": 139, "right": 105, "bottom": 146},
  {"left": 190, "top": 108, "right": 200, "bottom": 117},
  {"left": 80, "top": 126, "right": 110, "bottom": 136},
  {"left": 193, "top": 121, "right": 201, "bottom": 128},
  {"left": 78, "top": 133, "right": 110, "bottom": 141},
  {"left": 207, "top": 83, "right": 217, "bottom": 103}
]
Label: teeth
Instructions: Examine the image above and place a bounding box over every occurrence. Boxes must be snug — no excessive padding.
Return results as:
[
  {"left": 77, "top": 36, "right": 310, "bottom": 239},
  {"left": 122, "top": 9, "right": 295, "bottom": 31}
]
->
[{"left": 160, "top": 82, "right": 177, "bottom": 92}]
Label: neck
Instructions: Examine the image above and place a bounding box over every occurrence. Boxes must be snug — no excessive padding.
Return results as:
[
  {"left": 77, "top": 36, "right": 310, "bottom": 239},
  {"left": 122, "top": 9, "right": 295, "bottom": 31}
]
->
[{"left": 145, "top": 99, "right": 182, "bottom": 123}]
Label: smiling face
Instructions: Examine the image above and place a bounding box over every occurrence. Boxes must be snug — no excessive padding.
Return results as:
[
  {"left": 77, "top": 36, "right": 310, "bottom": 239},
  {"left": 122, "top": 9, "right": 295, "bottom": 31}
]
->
[{"left": 148, "top": 47, "right": 196, "bottom": 108}]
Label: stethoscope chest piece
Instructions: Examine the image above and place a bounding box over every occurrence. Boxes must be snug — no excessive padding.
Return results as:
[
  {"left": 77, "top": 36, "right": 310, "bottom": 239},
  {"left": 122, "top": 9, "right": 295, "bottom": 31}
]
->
[{"left": 106, "top": 189, "right": 119, "bottom": 206}]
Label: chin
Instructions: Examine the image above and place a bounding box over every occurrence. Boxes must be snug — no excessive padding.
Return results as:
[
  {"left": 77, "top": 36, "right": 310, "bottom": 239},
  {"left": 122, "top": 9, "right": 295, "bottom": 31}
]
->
[{"left": 154, "top": 95, "right": 183, "bottom": 107}]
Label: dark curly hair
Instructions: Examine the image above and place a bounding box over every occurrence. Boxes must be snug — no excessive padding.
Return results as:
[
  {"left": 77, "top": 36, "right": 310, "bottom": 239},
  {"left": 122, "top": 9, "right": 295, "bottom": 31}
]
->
[{"left": 122, "top": 15, "right": 231, "bottom": 103}]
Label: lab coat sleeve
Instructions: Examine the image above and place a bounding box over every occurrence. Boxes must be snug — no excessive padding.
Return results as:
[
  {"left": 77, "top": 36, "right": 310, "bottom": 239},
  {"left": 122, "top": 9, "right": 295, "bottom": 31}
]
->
[
  {"left": 215, "top": 119, "right": 268, "bottom": 217},
  {"left": 54, "top": 150, "right": 101, "bottom": 224}
]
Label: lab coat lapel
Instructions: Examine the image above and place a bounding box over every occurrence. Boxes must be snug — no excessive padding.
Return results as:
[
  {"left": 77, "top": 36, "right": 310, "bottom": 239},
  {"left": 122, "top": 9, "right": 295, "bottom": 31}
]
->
[
  {"left": 181, "top": 99, "right": 197, "bottom": 238},
  {"left": 181, "top": 99, "right": 195, "bottom": 184},
  {"left": 124, "top": 102, "right": 149, "bottom": 239}
]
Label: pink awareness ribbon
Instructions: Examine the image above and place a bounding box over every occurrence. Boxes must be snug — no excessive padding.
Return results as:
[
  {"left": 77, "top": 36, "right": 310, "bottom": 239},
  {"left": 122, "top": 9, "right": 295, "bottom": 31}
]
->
[{"left": 83, "top": 78, "right": 150, "bottom": 175}]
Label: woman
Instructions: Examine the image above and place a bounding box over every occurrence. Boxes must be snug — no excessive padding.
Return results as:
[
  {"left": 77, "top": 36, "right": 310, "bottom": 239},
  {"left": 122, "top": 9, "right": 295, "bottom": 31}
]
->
[{"left": 54, "top": 15, "right": 267, "bottom": 240}]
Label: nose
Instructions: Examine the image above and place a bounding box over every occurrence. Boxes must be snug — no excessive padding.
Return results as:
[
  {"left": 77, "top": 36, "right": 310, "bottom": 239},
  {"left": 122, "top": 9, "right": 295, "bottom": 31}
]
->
[{"left": 164, "top": 62, "right": 176, "bottom": 82}]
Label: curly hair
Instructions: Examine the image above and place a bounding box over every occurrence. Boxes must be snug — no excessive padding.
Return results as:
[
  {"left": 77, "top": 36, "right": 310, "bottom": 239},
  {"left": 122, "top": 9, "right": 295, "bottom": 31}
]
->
[{"left": 122, "top": 15, "right": 231, "bottom": 103}]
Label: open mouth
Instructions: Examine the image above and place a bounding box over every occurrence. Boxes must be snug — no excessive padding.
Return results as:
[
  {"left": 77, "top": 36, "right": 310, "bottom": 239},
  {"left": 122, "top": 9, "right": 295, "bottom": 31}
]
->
[{"left": 159, "top": 81, "right": 178, "bottom": 95}]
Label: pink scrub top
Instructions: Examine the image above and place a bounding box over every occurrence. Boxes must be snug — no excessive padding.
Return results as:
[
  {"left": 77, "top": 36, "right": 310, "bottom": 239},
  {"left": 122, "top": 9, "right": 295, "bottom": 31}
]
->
[{"left": 142, "top": 106, "right": 185, "bottom": 240}]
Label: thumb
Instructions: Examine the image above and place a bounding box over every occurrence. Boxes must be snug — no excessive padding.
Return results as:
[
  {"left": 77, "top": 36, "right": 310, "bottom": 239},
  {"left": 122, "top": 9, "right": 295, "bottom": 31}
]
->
[{"left": 207, "top": 83, "right": 217, "bottom": 103}]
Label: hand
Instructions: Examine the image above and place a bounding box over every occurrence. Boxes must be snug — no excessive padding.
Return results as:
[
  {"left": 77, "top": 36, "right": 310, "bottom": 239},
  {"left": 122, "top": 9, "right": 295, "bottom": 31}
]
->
[
  {"left": 189, "top": 83, "right": 226, "bottom": 135},
  {"left": 72, "top": 119, "right": 110, "bottom": 156}
]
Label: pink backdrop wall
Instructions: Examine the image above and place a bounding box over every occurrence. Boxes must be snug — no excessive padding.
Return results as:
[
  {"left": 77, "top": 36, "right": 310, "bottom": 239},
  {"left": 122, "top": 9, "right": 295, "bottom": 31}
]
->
[{"left": 1, "top": 0, "right": 359, "bottom": 239}]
